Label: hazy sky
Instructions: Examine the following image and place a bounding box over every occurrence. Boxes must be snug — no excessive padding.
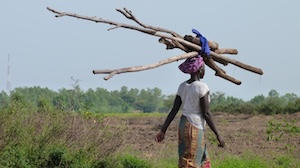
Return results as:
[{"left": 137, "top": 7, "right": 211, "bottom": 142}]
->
[{"left": 1, "top": 1, "right": 299, "bottom": 100}]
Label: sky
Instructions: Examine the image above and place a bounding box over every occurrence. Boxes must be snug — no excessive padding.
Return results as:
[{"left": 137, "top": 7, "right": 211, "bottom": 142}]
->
[{"left": 1, "top": 0, "right": 299, "bottom": 101}]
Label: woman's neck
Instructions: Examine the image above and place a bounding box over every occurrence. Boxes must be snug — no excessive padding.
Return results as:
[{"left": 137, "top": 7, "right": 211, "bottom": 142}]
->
[{"left": 187, "top": 75, "right": 200, "bottom": 84}]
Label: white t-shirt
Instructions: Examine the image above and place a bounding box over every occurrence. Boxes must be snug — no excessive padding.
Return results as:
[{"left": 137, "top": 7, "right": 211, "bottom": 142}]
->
[{"left": 177, "top": 81, "right": 210, "bottom": 130}]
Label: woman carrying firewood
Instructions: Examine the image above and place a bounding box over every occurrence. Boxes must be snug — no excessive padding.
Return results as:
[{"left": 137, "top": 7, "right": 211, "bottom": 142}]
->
[{"left": 155, "top": 55, "right": 225, "bottom": 168}]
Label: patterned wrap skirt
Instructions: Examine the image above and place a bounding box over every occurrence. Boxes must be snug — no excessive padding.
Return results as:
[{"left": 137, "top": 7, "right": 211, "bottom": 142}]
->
[{"left": 178, "top": 116, "right": 211, "bottom": 168}]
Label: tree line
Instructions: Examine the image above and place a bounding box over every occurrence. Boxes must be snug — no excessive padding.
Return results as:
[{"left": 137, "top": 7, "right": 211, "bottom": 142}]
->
[{"left": 0, "top": 85, "right": 299, "bottom": 115}]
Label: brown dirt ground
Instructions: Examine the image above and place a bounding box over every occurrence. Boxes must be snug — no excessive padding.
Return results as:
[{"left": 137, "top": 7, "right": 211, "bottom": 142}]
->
[{"left": 102, "top": 112, "right": 300, "bottom": 161}]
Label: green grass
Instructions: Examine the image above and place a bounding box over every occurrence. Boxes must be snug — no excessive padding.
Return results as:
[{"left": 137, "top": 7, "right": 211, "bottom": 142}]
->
[
  {"left": 213, "top": 153, "right": 300, "bottom": 168},
  {"left": 212, "top": 153, "right": 270, "bottom": 168},
  {"left": 150, "top": 152, "right": 300, "bottom": 168}
]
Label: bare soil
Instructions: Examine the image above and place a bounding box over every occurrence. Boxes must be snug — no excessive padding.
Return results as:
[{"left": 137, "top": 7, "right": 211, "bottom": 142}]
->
[{"left": 103, "top": 112, "right": 300, "bottom": 160}]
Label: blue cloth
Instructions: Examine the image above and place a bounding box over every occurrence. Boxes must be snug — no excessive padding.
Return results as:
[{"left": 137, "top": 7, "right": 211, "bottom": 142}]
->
[{"left": 192, "top": 29, "right": 210, "bottom": 56}]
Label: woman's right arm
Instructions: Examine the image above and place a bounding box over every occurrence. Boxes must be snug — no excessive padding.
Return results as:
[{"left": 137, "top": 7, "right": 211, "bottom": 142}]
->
[
  {"left": 156, "top": 95, "right": 182, "bottom": 142},
  {"left": 200, "top": 92, "right": 225, "bottom": 147}
]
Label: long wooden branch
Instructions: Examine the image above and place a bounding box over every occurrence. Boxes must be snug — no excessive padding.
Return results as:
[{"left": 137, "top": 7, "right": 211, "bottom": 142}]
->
[
  {"left": 47, "top": 7, "right": 263, "bottom": 85},
  {"left": 93, "top": 52, "right": 198, "bottom": 80},
  {"left": 204, "top": 57, "right": 241, "bottom": 85}
]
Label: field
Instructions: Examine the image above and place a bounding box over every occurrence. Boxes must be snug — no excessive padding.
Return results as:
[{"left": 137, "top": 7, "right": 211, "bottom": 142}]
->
[
  {"left": 102, "top": 112, "right": 300, "bottom": 167},
  {"left": 1, "top": 111, "right": 300, "bottom": 167}
]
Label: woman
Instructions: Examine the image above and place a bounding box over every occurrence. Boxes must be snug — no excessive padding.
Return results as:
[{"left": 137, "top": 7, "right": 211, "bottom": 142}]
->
[{"left": 155, "top": 55, "right": 225, "bottom": 168}]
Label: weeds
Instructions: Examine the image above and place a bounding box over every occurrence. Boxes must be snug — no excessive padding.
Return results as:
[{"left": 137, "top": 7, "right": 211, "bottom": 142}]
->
[
  {"left": 0, "top": 109, "right": 126, "bottom": 167},
  {"left": 266, "top": 119, "right": 300, "bottom": 141},
  {"left": 121, "top": 154, "right": 151, "bottom": 168}
]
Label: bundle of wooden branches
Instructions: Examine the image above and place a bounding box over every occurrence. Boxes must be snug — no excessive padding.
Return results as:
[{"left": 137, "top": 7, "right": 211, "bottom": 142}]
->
[{"left": 47, "top": 7, "right": 263, "bottom": 85}]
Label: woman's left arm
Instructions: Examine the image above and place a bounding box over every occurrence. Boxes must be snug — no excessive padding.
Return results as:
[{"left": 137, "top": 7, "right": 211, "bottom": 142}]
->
[{"left": 200, "top": 92, "right": 225, "bottom": 147}]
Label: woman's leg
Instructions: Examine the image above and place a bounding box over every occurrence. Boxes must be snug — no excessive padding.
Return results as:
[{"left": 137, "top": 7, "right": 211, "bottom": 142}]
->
[{"left": 178, "top": 116, "right": 210, "bottom": 168}]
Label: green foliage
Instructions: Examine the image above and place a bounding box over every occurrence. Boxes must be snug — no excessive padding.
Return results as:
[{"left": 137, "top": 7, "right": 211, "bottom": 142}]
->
[
  {"left": 135, "top": 88, "right": 164, "bottom": 113},
  {"left": 159, "top": 94, "right": 175, "bottom": 112},
  {"left": 258, "top": 96, "right": 284, "bottom": 115},
  {"left": 0, "top": 145, "right": 31, "bottom": 168},
  {"left": 121, "top": 155, "right": 151, "bottom": 168},
  {"left": 249, "top": 94, "right": 265, "bottom": 104},
  {"left": 91, "top": 157, "right": 119, "bottom": 168},
  {"left": 0, "top": 108, "right": 126, "bottom": 167},
  {"left": 211, "top": 92, "right": 248, "bottom": 114},
  {"left": 8, "top": 91, "right": 31, "bottom": 113},
  {"left": 210, "top": 89, "right": 300, "bottom": 115},
  {"left": 37, "top": 97, "right": 53, "bottom": 112},
  {"left": 0, "top": 91, "right": 9, "bottom": 109},
  {"left": 89, "top": 154, "right": 151, "bottom": 168},
  {"left": 266, "top": 119, "right": 300, "bottom": 141},
  {"left": 1, "top": 86, "right": 299, "bottom": 114},
  {"left": 266, "top": 120, "right": 283, "bottom": 141},
  {"left": 40, "top": 147, "right": 73, "bottom": 168}
]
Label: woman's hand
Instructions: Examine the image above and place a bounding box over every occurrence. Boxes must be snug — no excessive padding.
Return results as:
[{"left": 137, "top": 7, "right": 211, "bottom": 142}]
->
[
  {"left": 155, "top": 132, "right": 165, "bottom": 143},
  {"left": 217, "top": 135, "right": 225, "bottom": 147}
]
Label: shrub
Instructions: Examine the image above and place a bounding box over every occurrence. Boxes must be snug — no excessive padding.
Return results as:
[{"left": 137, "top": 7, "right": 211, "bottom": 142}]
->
[{"left": 121, "top": 155, "right": 151, "bottom": 168}]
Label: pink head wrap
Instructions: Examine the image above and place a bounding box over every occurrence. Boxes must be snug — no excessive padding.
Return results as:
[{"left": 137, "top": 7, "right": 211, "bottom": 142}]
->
[{"left": 178, "top": 55, "right": 205, "bottom": 74}]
